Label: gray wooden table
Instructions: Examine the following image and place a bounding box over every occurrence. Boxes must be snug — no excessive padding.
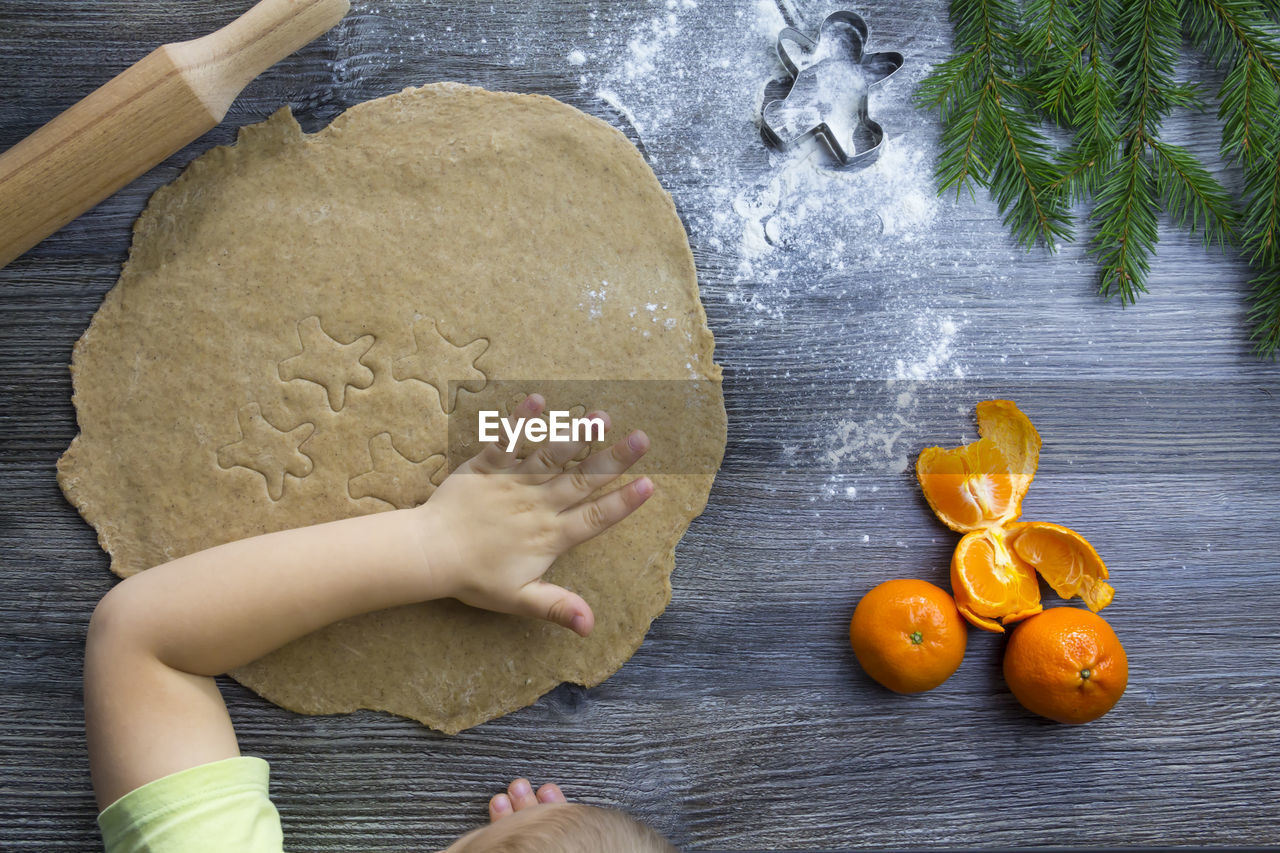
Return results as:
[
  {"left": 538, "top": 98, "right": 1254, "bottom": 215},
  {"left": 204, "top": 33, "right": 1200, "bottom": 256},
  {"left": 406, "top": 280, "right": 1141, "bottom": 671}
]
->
[{"left": 3, "top": 1, "right": 1280, "bottom": 850}]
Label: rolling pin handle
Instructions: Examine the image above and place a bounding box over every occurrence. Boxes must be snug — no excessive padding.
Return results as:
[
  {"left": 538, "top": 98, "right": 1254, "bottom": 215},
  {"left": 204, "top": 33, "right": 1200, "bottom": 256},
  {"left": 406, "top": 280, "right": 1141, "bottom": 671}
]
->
[
  {"left": 170, "top": 0, "right": 351, "bottom": 120},
  {"left": 0, "top": 0, "right": 350, "bottom": 269}
]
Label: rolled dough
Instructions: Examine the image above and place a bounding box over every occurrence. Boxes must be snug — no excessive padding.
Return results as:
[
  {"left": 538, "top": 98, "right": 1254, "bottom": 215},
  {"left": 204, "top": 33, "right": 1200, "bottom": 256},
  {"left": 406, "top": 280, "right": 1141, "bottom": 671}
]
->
[{"left": 58, "top": 83, "right": 726, "bottom": 733}]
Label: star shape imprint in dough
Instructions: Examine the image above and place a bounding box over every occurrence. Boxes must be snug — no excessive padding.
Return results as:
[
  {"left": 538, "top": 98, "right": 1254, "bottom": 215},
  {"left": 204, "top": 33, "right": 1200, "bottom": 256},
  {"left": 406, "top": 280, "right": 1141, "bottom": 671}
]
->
[
  {"left": 348, "top": 432, "right": 446, "bottom": 509},
  {"left": 278, "top": 315, "right": 375, "bottom": 411},
  {"left": 216, "top": 403, "right": 315, "bottom": 501},
  {"left": 392, "top": 318, "right": 488, "bottom": 413}
]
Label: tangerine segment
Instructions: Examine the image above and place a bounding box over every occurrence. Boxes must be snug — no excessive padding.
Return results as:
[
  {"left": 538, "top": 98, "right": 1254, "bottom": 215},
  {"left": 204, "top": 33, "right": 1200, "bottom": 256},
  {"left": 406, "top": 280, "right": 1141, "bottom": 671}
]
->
[
  {"left": 1007, "top": 521, "right": 1115, "bottom": 612},
  {"left": 950, "top": 528, "right": 1042, "bottom": 633},
  {"left": 1003, "top": 607, "right": 1128, "bottom": 724},
  {"left": 917, "top": 437, "right": 1019, "bottom": 533},
  {"left": 849, "top": 579, "right": 968, "bottom": 694}
]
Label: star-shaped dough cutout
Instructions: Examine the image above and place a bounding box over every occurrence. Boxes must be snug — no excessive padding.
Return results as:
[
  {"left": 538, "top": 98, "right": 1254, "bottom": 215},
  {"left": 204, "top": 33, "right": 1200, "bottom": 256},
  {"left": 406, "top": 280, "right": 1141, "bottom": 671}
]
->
[
  {"left": 392, "top": 318, "right": 488, "bottom": 414},
  {"left": 348, "top": 432, "right": 446, "bottom": 509},
  {"left": 278, "top": 315, "right": 375, "bottom": 411},
  {"left": 216, "top": 403, "right": 314, "bottom": 501}
]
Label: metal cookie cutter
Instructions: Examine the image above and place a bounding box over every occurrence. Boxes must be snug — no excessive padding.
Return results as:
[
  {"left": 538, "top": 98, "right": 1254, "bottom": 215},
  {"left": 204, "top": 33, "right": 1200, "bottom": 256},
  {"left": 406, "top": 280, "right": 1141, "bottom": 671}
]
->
[{"left": 761, "top": 11, "right": 904, "bottom": 167}]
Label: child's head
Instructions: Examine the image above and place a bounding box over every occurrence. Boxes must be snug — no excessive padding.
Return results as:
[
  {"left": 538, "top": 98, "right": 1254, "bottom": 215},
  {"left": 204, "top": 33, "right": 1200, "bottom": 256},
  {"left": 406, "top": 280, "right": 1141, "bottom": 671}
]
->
[{"left": 445, "top": 802, "right": 676, "bottom": 852}]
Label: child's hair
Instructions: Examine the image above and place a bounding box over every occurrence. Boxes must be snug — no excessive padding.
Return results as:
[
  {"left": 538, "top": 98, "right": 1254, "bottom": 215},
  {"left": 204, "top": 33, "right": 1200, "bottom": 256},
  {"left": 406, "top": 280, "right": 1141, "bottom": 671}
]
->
[{"left": 455, "top": 803, "right": 677, "bottom": 852}]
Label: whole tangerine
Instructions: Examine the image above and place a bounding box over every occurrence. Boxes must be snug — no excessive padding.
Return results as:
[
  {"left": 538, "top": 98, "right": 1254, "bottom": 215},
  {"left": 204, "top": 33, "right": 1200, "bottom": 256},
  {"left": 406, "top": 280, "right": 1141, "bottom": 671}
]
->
[
  {"left": 1003, "top": 607, "right": 1128, "bottom": 724},
  {"left": 849, "top": 579, "right": 967, "bottom": 693}
]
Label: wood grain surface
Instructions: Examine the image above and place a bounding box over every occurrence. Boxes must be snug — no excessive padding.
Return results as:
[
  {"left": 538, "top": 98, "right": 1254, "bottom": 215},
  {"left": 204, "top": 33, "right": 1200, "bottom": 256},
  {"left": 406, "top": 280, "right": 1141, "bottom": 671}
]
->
[{"left": 3, "top": 1, "right": 1279, "bottom": 850}]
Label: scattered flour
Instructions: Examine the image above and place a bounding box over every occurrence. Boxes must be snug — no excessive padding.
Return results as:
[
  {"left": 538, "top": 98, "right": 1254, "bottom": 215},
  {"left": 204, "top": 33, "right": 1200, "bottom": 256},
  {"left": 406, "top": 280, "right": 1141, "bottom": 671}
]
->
[
  {"left": 732, "top": 139, "right": 939, "bottom": 272},
  {"left": 567, "top": 49, "right": 587, "bottom": 66},
  {"left": 594, "top": 88, "right": 645, "bottom": 134},
  {"left": 896, "top": 317, "right": 960, "bottom": 380},
  {"left": 752, "top": 0, "right": 786, "bottom": 39},
  {"left": 622, "top": 11, "right": 683, "bottom": 79},
  {"left": 578, "top": 281, "right": 608, "bottom": 320},
  {"left": 562, "top": 0, "right": 955, "bottom": 347},
  {"left": 816, "top": 315, "right": 965, "bottom": 496}
]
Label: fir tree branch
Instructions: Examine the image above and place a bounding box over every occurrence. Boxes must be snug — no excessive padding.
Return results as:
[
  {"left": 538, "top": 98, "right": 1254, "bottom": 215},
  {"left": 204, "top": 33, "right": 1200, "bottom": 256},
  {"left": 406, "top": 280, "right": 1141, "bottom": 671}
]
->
[
  {"left": 916, "top": 0, "right": 1280, "bottom": 354},
  {"left": 1180, "top": 0, "right": 1280, "bottom": 353},
  {"left": 987, "top": 83, "right": 1074, "bottom": 248},
  {"left": 1091, "top": 139, "right": 1159, "bottom": 301},
  {"left": 1111, "top": 0, "right": 1181, "bottom": 137},
  {"left": 1258, "top": 0, "right": 1280, "bottom": 22},
  {"left": 1247, "top": 263, "right": 1280, "bottom": 353},
  {"left": 1054, "top": 0, "right": 1120, "bottom": 201},
  {"left": 1020, "top": 0, "right": 1080, "bottom": 57},
  {"left": 1020, "top": 0, "right": 1083, "bottom": 118},
  {"left": 1242, "top": 149, "right": 1280, "bottom": 265},
  {"left": 1180, "top": 0, "right": 1280, "bottom": 163},
  {"left": 1180, "top": 0, "right": 1280, "bottom": 84},
  {"left": 932, "top": 86, "right": 995, "bottom": 197},
  {"left": 915, "top": 50, "right": 985, "bottom": 113},
  {"left": 1151, "top": 140, "right": 1237, "bottom": 246},
  {"left": 918, "top": 0, "right": 1073, "bottom": 248},
  {"left": 1047, "top": 145, "right": 1110, "bottom": 203},
  {"left": 1218, "top": 55, "right": 1280, "bottom": 164},
  {"left": 1069, "top": 52, "right": 1119, "bottom": 154},
  {"left": 1091, "top": 0, "right": 1182, "bottom": 301}
]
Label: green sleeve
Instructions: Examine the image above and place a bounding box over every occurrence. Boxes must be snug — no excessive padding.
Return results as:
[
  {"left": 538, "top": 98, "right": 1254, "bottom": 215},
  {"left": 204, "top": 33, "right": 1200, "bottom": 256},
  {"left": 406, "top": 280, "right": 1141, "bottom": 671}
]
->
[{"left": 97, "top": 756, "right": 284, "bottom": 853}]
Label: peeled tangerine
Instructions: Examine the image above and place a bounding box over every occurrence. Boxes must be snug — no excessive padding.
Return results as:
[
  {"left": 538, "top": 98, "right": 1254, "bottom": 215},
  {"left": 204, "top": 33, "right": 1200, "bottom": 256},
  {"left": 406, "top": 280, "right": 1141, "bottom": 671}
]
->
[
  {"left": 916, "top": 400, "right": 1041, "bottom": 533},
  {"left": 951, "top": 527, "right": 1042, "bottom": 631},
  {"left": 919, "top": 401, "right": 1113, "bottom": 633}
]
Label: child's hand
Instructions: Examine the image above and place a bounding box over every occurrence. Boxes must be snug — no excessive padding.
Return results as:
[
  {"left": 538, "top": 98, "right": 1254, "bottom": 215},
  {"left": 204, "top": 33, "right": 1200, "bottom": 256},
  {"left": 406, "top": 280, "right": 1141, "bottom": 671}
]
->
[
  {"left": 83, "top": 392, "right": 650, "bottom": 810},
  {"left": 414, "top": 393, "right": 653, "bottom": 637}
]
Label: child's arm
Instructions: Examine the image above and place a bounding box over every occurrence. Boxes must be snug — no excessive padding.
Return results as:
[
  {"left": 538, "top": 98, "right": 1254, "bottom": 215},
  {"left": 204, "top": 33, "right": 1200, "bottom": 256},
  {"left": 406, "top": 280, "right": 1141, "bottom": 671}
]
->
[{"left": 85, "top": 394, "right": 652, "bottom": 811}]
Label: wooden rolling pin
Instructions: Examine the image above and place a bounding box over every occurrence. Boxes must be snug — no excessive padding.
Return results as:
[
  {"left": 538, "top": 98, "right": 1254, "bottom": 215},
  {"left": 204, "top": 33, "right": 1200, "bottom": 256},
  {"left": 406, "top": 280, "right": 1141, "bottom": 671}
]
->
[{"left": 0, "top": 0, "right": 350, "bottom": 269}]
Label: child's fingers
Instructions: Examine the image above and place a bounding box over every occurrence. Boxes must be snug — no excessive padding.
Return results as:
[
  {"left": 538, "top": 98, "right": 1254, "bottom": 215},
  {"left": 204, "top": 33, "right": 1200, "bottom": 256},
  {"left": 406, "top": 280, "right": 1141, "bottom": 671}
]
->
[
  {"left": 514, "top": 581, "right": 595, "bottom": 637},
  {"left": 489, "top": 793, "right": 513, "bottom": 822},
  {"left": 471, "top": 393, "right": 544, "bottom": 473},
  {"left": 507, "top": 778, "right": 538, "bottom": 810},
  {"left": 561, "top": 477, "right": 654, "bottom": 547},
  {"left": 502, "top": 394, "right": 545, "bottom": 461},
  {"left": 517, "top": 410, "right": 610, "bottom": 481},
  {"left": 536, "top": 782, "right": 566, "bottom": 804},
  {"left": 548, "top": 430, "right": 649, "bottom": 506}
]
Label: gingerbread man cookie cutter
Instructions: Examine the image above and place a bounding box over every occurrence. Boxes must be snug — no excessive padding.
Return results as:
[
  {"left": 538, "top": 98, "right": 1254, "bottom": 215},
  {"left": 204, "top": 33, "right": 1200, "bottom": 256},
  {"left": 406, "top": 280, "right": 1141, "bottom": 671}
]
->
[{"left": 761, "top": 10, "right": 904, "bottom": 167}]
